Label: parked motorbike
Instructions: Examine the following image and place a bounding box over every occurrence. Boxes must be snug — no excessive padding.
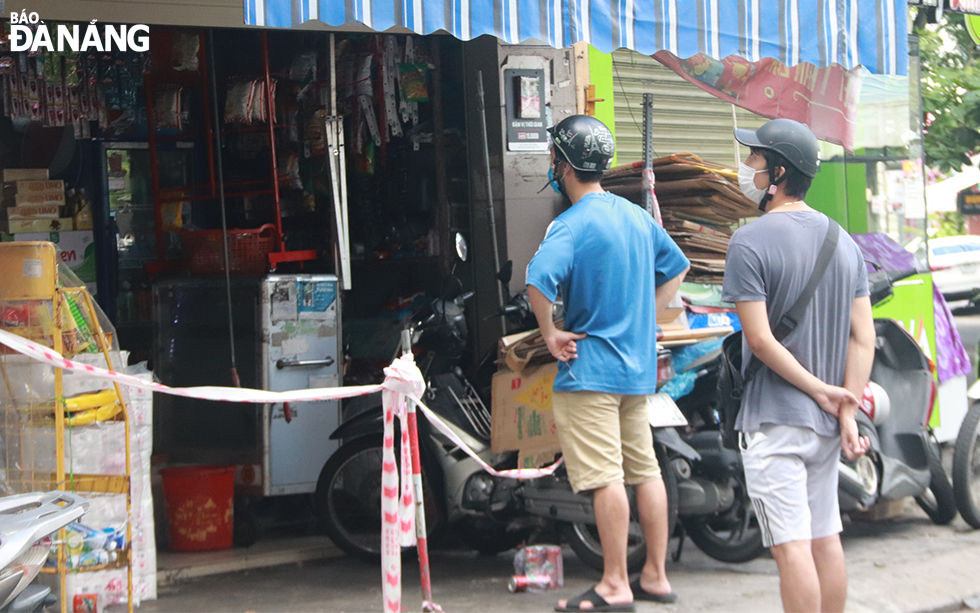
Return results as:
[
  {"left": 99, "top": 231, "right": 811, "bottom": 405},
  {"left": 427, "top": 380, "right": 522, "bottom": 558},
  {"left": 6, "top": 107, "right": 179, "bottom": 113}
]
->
[
  {"left": 315, "top": 234, "right": 696, "bottom": 571},
  {"left": 955, "top": 379, "right": 980, "bottom": 529},
  {"left": 0, "top": 491, "right": 89, "bottom": 613},
  {"left": 315, "top": 235, "right": 531, "bottom": 562},
  {"left": 668, "top": 268, "right": 958, "bottom": 565}
]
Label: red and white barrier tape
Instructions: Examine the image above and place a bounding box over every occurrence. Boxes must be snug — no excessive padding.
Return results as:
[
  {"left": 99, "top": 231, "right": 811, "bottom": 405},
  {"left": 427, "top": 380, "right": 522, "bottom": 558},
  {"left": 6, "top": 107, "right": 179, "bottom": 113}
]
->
[{"left": 0, "top": 329, "right": 562, "bottom": 613}]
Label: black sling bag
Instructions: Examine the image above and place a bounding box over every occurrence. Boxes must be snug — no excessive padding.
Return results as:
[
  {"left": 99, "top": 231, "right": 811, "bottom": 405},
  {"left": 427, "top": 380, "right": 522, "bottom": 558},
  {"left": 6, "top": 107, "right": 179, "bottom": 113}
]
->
[{"left": 717, "top": 220, "right": 841, "bottom": 449}]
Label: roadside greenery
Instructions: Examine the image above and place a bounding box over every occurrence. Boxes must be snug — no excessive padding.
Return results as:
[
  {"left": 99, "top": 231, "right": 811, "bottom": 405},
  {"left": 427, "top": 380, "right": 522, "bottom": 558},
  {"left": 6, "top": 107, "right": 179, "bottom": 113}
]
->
[{"left": 915, "top": 11, "right": 980, "bottom": 174}]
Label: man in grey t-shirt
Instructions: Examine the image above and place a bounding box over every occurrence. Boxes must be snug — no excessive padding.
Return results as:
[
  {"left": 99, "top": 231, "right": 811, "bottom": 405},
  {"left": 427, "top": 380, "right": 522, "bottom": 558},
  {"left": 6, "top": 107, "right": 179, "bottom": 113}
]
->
[{"left": 722, "top": 119, "right": 875, "bottom": 613}]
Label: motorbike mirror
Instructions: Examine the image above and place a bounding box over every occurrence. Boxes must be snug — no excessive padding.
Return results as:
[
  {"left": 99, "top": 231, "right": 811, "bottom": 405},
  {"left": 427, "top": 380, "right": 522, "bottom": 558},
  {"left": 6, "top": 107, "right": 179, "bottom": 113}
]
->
[
  {"left": 497, "top": 260, "right": 513, "bottom": 285},
  {"left": 455, "top": 233, "right": 468, "bottom": 262}
]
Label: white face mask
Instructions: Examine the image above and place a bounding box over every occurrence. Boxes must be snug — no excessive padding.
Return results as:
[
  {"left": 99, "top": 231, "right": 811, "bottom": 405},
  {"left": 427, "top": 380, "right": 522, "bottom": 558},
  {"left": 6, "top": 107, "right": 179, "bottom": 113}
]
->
[{"left": 738, "top": 163, "right": 768, "bottom": 205}]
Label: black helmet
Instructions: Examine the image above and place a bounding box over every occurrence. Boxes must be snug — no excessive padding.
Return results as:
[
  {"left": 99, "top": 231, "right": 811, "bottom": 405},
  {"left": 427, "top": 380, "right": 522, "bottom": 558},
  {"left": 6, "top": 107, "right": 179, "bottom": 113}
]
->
[
  {"left": 734, "top": 118, "right": 820, "bottom": 178},
  {"left": 547, "top": 115, "right": 615, "bottom": 172}
]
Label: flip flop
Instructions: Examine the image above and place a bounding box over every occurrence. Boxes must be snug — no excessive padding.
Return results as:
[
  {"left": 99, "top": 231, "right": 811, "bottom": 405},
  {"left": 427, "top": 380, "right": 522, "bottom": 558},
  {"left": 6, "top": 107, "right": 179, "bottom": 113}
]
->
[
  {"left": 629, "top": 577, "right": 678, "bottom": 604},
  {"left": 554, "top": 586, "right": 635, "bottom": 612}
]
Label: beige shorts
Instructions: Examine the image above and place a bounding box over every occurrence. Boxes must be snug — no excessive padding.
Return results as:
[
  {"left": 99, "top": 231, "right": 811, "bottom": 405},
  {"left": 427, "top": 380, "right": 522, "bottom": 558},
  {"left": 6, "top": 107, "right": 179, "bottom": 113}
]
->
[{"left": 551, "top": 391, "right": 662, "bottom": 493}]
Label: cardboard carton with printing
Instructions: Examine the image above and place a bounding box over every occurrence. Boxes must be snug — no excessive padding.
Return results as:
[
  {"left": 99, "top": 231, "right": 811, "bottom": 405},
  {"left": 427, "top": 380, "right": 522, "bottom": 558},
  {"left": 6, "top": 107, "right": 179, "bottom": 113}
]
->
[
  {"left": 15, "top": 180, "right": 65, "bottom": 195},
  {"left": 6, "top": 204, "right": 61, "bottom": 220},
  {"left": 5, "top": 217, "right": 72, "bottom": 234},
  {"left": 491, "top": 361, "right": 561, "bottom": 459},
  {"left": 14, "top": 192, "right": 66, "bottom": 207},
  {"left": 3, "top": 168, "right": 48, "bottom": 182}
]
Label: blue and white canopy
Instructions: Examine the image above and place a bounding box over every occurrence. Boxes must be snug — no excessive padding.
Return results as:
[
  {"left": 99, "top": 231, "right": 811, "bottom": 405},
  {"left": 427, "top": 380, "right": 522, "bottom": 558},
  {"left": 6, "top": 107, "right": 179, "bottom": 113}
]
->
[{"left": 244, "top": 0, "right": 908, "bottom": 75}]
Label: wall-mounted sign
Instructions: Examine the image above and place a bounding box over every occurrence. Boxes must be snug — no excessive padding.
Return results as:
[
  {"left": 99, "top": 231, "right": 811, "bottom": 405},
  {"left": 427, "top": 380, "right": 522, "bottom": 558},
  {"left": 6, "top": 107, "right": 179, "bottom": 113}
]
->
[
  {"left": 958, "top": 184, "right": 980, "bottom": 215},
  {"left": 945, "top": 0, "right": 980, "bottom": 15},
  {"left": 504, "top": 68, "right": 549, "bottom": 152}
]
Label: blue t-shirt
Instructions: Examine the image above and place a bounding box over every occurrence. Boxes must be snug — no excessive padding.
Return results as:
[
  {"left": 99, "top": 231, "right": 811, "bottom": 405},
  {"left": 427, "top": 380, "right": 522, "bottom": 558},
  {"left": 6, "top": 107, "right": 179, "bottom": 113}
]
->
[{"left": 526, "top": 191, "right": 689, "bottom": 394}]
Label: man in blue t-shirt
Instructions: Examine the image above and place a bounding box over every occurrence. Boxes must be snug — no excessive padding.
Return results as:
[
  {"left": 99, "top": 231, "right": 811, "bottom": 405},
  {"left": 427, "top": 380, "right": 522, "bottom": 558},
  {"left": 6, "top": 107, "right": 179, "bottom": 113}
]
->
[{"left": 526, "top": 115, "right": 689, "bottom": 613}]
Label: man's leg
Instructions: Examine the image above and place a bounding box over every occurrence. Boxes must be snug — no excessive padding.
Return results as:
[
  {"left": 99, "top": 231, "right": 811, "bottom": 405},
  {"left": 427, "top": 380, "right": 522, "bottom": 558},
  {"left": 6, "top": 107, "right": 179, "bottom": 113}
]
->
[
  {"left": 806, "top": 433, "right": 847, "bottom": 613},
  {"left": 592, "top": 483, "right": 633, "bottom": 604},
  {"left": 811, "top": 534, "right": 847, "bottom": 613},
  {"left": 620, "top": 395, "right": 672, "bottom": 597},
  {"left": 634, "top": 477, "right": 672, "bottom": 596},
  {"left": 770, "top": 540, "right": 821, "bottom": 613},
  {"left": 551, "top": 392, "right": 633, "bottom": 609},
  {"left": 555, "top": 483, "right": 634, "bottom": 609}
]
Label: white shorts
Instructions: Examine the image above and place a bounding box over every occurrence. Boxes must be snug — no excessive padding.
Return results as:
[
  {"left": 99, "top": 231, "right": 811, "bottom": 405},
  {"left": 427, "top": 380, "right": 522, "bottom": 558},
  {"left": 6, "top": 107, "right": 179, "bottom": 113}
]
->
[{"left": 740, "top": 424, "right": 843, "bottom": 548}]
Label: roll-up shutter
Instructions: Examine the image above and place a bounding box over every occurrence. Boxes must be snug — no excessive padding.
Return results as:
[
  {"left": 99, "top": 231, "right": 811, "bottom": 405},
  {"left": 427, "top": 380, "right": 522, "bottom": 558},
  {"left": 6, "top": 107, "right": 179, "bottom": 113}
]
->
[{"left": 612, "top": 50, "right": 767, "bottom": 168}]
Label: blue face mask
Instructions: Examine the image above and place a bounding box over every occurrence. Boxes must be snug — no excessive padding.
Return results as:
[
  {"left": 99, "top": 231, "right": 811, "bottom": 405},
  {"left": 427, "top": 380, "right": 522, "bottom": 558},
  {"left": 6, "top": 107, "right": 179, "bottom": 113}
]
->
[{"left": 548, "top": 166, "right": 563, "bottom": 195}]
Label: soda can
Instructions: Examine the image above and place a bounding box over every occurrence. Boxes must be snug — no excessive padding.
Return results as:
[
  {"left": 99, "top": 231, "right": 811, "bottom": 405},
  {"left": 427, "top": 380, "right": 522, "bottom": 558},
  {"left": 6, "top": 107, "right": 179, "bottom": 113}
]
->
[
  {"left": 508, "top": 574, "right": 552, "bottom": 593},
  {"left": 545, "top": 545, "right": 564, "bottom": 588}
]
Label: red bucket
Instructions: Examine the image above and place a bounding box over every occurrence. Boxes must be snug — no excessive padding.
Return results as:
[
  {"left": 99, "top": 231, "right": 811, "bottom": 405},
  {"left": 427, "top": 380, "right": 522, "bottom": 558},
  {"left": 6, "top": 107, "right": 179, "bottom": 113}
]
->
[{"left": 161, "top": 465, "right": 236, "bottom": 552}]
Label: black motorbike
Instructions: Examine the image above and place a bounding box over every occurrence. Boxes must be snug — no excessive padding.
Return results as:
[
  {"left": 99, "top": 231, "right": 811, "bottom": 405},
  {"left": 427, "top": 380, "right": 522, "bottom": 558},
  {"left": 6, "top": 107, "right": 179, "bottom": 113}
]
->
[{"left": 665, "top": 268, "right": 958, "bottom": 565}]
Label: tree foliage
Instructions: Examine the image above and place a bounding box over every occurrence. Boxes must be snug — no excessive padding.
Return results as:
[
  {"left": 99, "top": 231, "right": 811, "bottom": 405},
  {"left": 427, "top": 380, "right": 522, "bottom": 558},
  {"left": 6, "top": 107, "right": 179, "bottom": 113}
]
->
[{"left": 916, "top": 10, "right": 980, "bottom": 174}]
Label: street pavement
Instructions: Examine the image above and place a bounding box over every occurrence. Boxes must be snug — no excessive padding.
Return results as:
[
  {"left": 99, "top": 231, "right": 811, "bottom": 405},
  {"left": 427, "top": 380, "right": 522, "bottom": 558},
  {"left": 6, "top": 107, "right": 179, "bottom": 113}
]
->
[
  {"left": 128, "top": 500, "right": 980, "bottom": 613},
  {"left": 124, "top": 313, "right": 980, "bottom": 613}
]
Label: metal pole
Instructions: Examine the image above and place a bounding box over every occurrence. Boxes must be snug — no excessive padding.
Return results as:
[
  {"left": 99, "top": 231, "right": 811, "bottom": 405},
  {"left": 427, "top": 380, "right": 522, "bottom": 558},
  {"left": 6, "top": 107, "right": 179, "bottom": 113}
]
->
[
  {"left": 400, "top": 330, "right": 439, "bottom": 612},
  {"left": 642, "top": 93, "right": 654, "bottom": 216},
  {"left": 208, "top": 30, "right": 241, "bottom": 387},
  {"left": 476, "top": 71, "right": 507, "bottom": 337}
]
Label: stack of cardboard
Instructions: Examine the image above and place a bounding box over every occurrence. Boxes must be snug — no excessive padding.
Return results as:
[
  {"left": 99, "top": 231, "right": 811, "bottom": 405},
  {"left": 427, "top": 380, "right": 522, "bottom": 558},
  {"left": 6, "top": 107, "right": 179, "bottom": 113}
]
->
[
  {"left": 602, "top": 154, "right": 761, "bottom": 284},
  {"left": 1, "top": 169, "right": 97, "bottom": 294},
  {"left": 2, "top": 169, "right": 71, "bottom": 234}
]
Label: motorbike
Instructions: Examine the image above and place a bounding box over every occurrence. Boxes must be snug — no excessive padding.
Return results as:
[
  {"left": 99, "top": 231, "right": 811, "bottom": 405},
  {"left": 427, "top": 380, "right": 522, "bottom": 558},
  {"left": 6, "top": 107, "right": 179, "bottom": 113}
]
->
[
  {"left": 954, "top": 358, "right": 980, "bottom": 529},
  {"left": 667, "top": 268, "right": 958, "bottom": 565},
  {"left": 315, "top": 235, "right": 534, "bottom": 562},
  {"left": 314, "top": 235, "right": 698, "bottom": 571},
  {"left": 0, "top": 491, "right": 89, "bottom": 613}
]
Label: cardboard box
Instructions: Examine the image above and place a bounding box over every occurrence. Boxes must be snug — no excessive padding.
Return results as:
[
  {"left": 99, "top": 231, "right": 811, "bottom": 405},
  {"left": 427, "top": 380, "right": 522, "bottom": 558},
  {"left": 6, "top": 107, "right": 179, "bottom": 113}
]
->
[
  {"left": 15, "top": 180, "right": 64, "bottom": 195},
  {"left": 14, "top": 191, "right": 66, "bottom": 206},
  {"left": 6, "top": 204, "right": 61, "bottom": 220},
  {"left": 3, "top": 168, "right": 48, "bottom": 182},
  {"left": 5, "top": 217, "right": 72, "bottom": 233},
  {"left": 491, "top": 362, "right": 561, "bottom": 454},
  {"left": 11, "top": 230, "right": 96, "bottom": 294}
]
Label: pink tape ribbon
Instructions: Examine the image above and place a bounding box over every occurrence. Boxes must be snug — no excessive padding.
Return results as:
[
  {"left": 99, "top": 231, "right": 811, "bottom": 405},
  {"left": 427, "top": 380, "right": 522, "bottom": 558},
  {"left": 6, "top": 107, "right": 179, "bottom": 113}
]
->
[{"left": 0, "top": 329, "right": 562, "bottom": 613}]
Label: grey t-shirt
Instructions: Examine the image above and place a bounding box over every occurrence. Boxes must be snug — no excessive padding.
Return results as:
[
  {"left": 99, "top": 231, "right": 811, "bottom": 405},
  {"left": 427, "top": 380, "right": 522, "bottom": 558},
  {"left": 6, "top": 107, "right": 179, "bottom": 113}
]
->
[{"left": 721, "top": 211, "right": 870, "bottom": 437}]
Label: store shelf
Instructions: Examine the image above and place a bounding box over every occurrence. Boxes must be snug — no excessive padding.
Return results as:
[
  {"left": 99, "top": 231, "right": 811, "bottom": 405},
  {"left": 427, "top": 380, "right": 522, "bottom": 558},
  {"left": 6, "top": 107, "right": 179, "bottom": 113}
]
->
[{"left": 41, "top": 549, "right": 130, "bottom": 575}]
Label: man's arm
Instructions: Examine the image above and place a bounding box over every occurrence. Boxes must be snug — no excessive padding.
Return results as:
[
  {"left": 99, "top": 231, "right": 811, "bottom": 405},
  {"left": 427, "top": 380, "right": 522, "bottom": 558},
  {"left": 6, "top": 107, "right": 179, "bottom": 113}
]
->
[
  {"left": 528, "top": 285, "right": 586, "bottom": 362},
  {"left": 842, "top": 296, "right": 875, "bottom": 399},
  {"left": 839, "top": 296, "right": 875, "bottom": 459},
  {"left": 735, "top": 300, "right": 858, "bottom": 417},
  {"left": 655, "top": 266, "right": 689, "bottom": 317}
]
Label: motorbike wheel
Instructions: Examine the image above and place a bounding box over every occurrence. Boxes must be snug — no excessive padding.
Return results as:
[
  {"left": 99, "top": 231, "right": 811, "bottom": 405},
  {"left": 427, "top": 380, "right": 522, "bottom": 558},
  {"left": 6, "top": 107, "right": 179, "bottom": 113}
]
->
[
  {"left": 559, "top": 442, "right": 678, "bottom": 574},
  {"left": 314, "top": 436, "right": 442, "bottom": 563},
  {"left": 914, "top": 436, "right": 958, "bottom": 526},
  {"left": 679, "top": 472, "right": 766, "bottom": 564},
  {"left": 953, "top": 403, "right": 980, "bottom": 529}
]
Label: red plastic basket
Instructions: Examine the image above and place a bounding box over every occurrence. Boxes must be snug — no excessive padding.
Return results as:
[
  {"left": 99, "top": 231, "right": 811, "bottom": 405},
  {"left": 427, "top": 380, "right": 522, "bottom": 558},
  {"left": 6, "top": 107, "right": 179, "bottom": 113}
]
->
[{"left": 182, "top": 224, "right": 277, "bottom": 275}]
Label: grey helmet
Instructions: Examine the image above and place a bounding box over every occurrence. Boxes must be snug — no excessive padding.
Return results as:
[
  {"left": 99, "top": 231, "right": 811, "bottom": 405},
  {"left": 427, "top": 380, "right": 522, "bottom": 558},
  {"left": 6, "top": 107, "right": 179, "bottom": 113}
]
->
[
  {"left": 547, "top": 115, "right": 616, "bottom": 172},
  {"left": 734, "top": 118, "right": 820, "bottom": 178}
]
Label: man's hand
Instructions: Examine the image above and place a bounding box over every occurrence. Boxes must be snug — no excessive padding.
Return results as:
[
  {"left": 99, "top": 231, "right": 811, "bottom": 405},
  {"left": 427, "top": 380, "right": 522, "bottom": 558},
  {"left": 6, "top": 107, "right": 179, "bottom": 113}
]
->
[
  {"left": 840, "top": 411, "right": 871, "bottom": 460},
  {"left": 812, "top": 383, "right": 859, "bottom": 419},
  {"left": 543, "top": 329, "right": 587, "bottom": 362}
]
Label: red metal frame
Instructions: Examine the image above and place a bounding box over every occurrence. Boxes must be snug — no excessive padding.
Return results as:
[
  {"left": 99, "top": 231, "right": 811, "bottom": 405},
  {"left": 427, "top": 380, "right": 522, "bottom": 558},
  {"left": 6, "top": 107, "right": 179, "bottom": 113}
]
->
[{"left": 145, "top": 28, "right": 317, "bottom": 274}]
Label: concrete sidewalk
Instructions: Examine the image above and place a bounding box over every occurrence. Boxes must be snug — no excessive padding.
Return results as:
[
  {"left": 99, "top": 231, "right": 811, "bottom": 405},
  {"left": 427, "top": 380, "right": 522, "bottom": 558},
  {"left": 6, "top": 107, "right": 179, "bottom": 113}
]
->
[{"left": 128, "top": 499, "right": 980, "bottom": 613}]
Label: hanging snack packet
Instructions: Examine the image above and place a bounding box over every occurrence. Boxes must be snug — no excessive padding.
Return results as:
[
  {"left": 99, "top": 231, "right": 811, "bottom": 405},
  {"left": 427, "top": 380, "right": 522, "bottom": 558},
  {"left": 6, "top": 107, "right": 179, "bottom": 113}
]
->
[
  {"left": 171, "top": 31, "right": 201, "bottom": 72},
  {"left": 153, "top": 86, "right": 182, "bottom": 129},
  {"left": 224, "top": 79, "right": 254, "bottom": 124},
  {"left": 398, "top": 63, "right": 429, "bottom": 102}
]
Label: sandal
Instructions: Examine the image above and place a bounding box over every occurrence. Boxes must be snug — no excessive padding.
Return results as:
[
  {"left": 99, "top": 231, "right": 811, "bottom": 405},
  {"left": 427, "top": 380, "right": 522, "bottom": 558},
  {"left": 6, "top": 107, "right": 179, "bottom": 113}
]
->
[
  {"left": 555, "top": 585, "right": 636, "bottom": 612},
  {"left": 629, "top": 577, "right": 678, "bottom": 603}
]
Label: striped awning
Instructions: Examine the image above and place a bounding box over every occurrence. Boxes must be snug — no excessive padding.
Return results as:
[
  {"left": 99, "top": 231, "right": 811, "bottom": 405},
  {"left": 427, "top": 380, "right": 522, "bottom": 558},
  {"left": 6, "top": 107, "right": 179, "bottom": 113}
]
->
[{"left": 244, "top": 0, "right": 908, "bottom": 75}]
